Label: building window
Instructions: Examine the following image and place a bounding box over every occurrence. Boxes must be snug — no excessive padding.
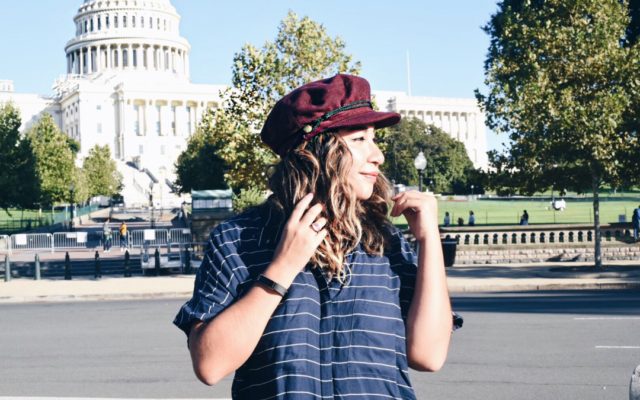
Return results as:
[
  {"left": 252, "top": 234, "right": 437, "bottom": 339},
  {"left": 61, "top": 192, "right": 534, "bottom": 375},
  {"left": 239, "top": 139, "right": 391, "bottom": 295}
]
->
[
  {"left": 106, "top": 15, "right": 110, "bottom": 29},
  {"left": 97, "top": 123, "right": 102, "bottom": 134},
  {"left": 98, "top": 16, "right": 101, "bottom": 30},
  {"left": 123, "top": 16, "right": 127, "bottom": 28},
  {"left": 186, "top": 106, "right": 192, "bottom": 135},
  {"left": 157, "top": 18, "right": 160, "bottom": 29},
  {"left": 134, "top": 105, "right": 141, "bottom": 135},
  {"left": 132, "top": 16, "right": 136, "bottom": 28},
  {"left": 156, "top": 105, "right": 162, "bottom": 135},
  {"left": 164, "top": 51, "right": 170, "bottom": 70},
  {"left": 114, "top": 16, "right": 118, "bottom": 28},
  {"left": 141, "top": 16, "right": 144, "bottom": 28},
  {"left": 90, "top": 19, "right": 94, "bottom": 31},
  {"left": 123, "top": 50, "right": 128, "bottom": 67},
  {"left": 113, "top": 50, "right": 119, "bottom": 67},
  {"left": 164, "top": 19, "right": 167, "bottom": 31},
  {"left": 132, "top": 49, "right": 137, "bottom": 67},
  {"left": 149, "top": 16, "right": 153, "bottom": 29},
  {"left": 171, "top": 106, "right": 177, "bottom": 135},
  {"left": 139, "top": 145, "right": 144, "bottom": 155},
  {"left": 84, "top": 20, "right": 88, "bottom": 33},
  {"left": 96, "top": 105, "right": 101, "bottom": 111}
]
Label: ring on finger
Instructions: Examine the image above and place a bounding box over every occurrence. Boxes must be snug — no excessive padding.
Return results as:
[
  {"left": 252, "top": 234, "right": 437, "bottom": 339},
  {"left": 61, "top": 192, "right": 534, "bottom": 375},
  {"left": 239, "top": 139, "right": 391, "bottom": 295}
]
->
[{"left": 311, "top": 221, "right": 324, "bottom": 233}]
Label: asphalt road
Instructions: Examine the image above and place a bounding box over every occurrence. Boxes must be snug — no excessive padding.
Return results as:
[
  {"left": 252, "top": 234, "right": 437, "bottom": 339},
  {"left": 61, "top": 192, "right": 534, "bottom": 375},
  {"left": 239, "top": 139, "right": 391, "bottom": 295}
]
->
[{"left": 0, "top": 290, "right": 638, "bottom": 399}]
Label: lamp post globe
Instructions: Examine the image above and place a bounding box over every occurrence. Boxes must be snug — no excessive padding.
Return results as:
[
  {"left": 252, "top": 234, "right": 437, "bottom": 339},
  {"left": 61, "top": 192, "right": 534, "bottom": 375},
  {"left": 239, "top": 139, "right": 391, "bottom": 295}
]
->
[{"left": 414, "top": 151, "right": 427, "bottom": 192}]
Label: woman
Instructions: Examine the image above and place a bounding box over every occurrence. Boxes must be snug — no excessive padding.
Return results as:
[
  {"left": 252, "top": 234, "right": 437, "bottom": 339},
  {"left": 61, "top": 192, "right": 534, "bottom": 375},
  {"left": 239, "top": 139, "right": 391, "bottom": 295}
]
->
[{"left": 174, "top": 74, "right": 453, "bottom": 399}]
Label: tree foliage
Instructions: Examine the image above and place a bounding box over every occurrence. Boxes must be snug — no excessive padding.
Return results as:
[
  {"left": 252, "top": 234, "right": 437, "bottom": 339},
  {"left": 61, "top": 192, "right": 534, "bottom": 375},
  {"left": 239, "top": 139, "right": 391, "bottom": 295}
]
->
[
  {"left": 26, "top": 114, "right": 78, "bottom": 206},
  {"left": 82, "top": 145, "right": 123, "bottom": 198},
  {"left": 381, "top": 118, "right": 477, "bottom": 193},
  {"left": 476, "top": 0, "right": 640, "bottom": 267},
  {"left": 174, "top": 110, "right": 228, "bottom": 194},
  {"left": 177, "top": 11, "right": 362, "bottom": 192},
  {"left": 0, "top": 103, "right": 39, "bottom": 210}
]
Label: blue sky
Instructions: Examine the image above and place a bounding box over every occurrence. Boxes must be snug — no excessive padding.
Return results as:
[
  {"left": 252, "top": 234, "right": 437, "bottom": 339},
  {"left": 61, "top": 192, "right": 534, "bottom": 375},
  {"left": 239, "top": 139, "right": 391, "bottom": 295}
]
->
[{"left": 0, "top": 0, "right": 502, "bottom": 150}]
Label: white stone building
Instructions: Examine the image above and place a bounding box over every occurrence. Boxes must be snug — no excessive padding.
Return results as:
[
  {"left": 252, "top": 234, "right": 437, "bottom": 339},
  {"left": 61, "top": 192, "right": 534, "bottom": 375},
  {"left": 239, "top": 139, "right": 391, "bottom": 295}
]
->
[
  {"left": 373, "top": 91, "right": 488, "bottom": 169},
  {"left": 1, "top": 0, "right": 488, "bottom": 207}
]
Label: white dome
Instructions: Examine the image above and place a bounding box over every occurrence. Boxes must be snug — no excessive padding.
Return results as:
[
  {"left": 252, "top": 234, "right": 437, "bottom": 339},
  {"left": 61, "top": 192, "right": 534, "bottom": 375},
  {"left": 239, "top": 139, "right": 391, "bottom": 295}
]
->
[{"left": 65, "top": 0, "right": 190, "bottom": 79}]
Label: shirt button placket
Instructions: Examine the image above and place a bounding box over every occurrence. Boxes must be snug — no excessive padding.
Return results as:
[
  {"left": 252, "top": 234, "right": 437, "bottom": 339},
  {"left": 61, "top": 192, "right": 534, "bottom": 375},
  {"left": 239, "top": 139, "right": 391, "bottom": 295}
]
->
[{"left": 318, "top": 281, "right": 334, "bottom": 396}]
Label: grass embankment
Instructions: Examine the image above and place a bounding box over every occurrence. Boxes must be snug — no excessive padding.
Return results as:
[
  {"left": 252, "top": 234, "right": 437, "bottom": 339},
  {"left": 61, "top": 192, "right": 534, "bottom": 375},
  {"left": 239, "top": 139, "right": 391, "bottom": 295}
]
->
[{"left": 390, "top": 197, "right": 640, "bottom": 228}]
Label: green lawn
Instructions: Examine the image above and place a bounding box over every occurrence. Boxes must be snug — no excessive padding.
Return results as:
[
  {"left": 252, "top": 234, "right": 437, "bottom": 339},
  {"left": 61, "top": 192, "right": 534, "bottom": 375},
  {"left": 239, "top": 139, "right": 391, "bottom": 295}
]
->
[{"left": 390, "top": 197, "right": 640, "bottom": 227}]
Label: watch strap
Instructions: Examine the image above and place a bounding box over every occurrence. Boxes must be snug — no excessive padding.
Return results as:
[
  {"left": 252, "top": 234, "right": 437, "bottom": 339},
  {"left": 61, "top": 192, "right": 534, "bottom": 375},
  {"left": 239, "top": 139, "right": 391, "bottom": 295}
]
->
[{"left": 256, "top": 274, "right": 288, "bottom": 297}]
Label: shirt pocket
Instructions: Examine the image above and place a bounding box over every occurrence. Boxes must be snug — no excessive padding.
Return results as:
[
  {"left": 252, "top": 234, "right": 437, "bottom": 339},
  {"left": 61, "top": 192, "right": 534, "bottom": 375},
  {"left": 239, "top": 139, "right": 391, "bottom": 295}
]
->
[{"left": 347, "top": 282, "right": 404, "bottom": 381}]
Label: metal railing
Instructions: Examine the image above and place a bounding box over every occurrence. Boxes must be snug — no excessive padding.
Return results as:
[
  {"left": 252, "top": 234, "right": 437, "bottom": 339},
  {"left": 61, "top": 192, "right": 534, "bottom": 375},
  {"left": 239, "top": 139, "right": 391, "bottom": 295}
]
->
[
  {"left": 0, "top": 228, "right": 190, "bottom": 253},
  {"left": 9, "top": 233, "right": 53, "bottom": 253},
  {"left": 0, "top": 235, "right": 9, "bottom": 252},
  {"left": 53, "top": 232, "right": 91, "bottom": 249},
  {"left": 129, "top": 229, "right": 170, "bottom": 248},
  {"left": 169, "top": 228, "right": 192, "bottom": 244}
]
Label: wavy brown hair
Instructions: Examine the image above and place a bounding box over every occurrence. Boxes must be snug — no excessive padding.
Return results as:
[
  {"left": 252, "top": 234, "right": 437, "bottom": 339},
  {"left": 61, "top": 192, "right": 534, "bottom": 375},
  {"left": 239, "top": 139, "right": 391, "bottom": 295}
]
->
[{"left": 266, "top": 132, "right": 394, "bottom": 282}]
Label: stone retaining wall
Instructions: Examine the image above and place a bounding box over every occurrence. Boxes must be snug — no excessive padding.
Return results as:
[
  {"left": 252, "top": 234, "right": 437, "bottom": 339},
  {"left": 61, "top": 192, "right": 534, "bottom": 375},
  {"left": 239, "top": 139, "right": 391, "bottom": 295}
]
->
[{"left": 454, "top": 243, "right": 640, "bottom": 264}]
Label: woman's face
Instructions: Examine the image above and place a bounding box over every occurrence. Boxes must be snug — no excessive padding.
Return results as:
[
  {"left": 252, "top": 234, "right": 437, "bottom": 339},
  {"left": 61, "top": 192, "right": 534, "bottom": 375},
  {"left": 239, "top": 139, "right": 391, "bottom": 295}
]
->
[{"left": 337, "top": 125, "right": 384, "bottom": 201}]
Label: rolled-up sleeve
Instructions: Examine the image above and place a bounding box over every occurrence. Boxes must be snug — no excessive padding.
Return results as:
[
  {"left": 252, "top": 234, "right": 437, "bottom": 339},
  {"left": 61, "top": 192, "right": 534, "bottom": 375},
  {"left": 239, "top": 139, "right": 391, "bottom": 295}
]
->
[{"left": 173, "top": 225, "right": 247, "bottom": 336}]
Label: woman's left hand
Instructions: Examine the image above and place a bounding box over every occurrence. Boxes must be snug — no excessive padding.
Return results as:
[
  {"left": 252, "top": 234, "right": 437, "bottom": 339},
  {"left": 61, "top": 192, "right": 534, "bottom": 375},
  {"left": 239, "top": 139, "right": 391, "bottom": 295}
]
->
[{"left": 390, "top": 190, "right": 439, "bottom": 242}]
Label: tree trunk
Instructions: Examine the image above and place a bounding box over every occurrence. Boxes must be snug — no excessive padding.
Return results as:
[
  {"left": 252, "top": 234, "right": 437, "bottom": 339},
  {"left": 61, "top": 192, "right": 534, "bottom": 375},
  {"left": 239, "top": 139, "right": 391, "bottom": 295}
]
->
[{"left": 592, "top": 176, "right": 602, "bottom": 269}]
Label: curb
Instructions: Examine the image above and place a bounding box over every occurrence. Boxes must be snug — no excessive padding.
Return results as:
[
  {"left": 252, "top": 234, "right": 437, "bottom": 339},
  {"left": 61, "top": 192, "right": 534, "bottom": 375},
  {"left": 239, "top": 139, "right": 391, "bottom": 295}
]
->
[
  {"left": 1, "top": 282, "right": 639, "bottom": 304},
  {"left": 0, "top": 291, "right": 193, "bottom": 304},
  {"left": 449, "top": 282, "right": 640, "bottom": 293}
]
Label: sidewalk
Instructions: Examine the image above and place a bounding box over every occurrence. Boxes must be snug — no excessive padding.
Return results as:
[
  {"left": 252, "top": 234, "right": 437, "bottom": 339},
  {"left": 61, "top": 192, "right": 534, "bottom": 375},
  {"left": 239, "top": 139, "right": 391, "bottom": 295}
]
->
[{"left": 1, "top": 261, "right": 639, "bottom": 304}]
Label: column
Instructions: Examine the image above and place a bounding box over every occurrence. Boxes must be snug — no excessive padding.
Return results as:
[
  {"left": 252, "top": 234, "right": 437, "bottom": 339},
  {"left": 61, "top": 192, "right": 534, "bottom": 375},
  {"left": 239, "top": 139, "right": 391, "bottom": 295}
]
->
[
  {"left": 81, "top": 48, "right": 85, "bottom": 74},
  {"left": 90, "top": 47, "right": 95, "bottom": 73},
  {"left": 147, "top": 45, "right": 154, "bottom": 70},
  {"left": 96, "top": 47, "right": 102, "bottom": 72}
]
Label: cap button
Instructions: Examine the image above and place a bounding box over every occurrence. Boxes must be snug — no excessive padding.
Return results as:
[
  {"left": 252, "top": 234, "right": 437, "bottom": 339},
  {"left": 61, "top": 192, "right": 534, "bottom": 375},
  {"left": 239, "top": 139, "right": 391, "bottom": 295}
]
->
[{"left": 302, "top": 125, "right": 313, "bottom": 133}]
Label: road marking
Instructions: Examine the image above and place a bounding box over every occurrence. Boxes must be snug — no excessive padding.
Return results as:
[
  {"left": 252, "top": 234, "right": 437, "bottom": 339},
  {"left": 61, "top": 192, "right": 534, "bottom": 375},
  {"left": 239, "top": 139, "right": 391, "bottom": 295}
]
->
[
  {"left": 595, "top": 346, "right": 640, "bottom": 349},
  {"left": 574, "top": 317, "right": 640, "bottom": 320}
]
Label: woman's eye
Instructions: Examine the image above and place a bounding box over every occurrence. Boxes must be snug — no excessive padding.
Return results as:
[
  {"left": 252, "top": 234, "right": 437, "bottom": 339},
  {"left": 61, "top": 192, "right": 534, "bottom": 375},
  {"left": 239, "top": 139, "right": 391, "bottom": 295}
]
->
[{"left": 352, "top": 137, "right": 366, "bottom": 142}]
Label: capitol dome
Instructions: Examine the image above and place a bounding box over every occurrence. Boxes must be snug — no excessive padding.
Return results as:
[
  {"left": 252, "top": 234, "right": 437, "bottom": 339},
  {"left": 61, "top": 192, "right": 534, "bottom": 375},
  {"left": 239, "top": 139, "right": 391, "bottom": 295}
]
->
[{"left": 65, "top": 0, "right": 191, "bottom": 79}]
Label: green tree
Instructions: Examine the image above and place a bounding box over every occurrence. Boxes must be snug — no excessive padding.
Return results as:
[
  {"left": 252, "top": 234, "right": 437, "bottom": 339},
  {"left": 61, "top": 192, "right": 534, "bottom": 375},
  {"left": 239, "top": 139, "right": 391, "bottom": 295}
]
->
[
  {"left": 174, "top": 110, "right": 228, "bottom": 194},
  {"left": 82, "top": 145, "right": 122, "bottom": 198},
  {"left": 0, "top": 103, "right": 39, "bottom": 210},
  {"left": 381, "top": 118, "right": 476, "bottom": 193},
  {"left": 476, "top": 0, "right": 640, "bottom": 268},
  {"left": 179, "top": 11, "right": 362, "bottom": 192},
  {"left": 26, "top": 114, "right": 78, "bottom": 206}
]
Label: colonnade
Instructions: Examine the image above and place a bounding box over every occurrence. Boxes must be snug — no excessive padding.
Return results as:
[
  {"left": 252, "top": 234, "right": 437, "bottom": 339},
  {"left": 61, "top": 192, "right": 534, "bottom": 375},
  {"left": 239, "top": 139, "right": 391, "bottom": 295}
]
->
[{"left": 67, "top": 43, "right": 189, "bottom": 76}]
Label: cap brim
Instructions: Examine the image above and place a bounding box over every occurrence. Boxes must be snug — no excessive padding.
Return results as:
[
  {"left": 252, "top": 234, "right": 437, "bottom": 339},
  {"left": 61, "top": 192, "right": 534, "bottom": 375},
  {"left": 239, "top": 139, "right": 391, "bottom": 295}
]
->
[{"left": 322, "top": 109, "right": 401, "bottom": 133}]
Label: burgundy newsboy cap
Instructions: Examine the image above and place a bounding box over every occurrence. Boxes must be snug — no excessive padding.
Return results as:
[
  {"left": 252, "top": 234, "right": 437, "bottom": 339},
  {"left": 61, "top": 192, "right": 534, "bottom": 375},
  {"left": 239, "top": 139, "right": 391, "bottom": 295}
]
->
[{"left": 260, "top": 74, "right": 401, "bottom": 157}]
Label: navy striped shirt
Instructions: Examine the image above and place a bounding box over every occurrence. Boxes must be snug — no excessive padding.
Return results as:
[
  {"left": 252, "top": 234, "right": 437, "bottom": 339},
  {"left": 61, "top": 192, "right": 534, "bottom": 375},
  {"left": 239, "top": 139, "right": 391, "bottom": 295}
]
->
[{"left": 174, "top": 205, "right": 418, "bottom": 399}]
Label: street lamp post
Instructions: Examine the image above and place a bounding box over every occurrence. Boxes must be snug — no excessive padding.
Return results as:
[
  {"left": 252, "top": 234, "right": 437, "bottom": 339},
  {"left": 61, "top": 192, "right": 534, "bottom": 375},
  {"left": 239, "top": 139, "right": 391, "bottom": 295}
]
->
[
  {"left": 471, "top": 184, "right": 475, "bottom": 199},
  {"left": 149, "top": 183, "right": 154, "bottom": 228},
  {"left": 414, "top": 151, "right": 427, "bottom": 192},
  {"left": 69, "top": 183, "right": 75, "bottom": 231}
]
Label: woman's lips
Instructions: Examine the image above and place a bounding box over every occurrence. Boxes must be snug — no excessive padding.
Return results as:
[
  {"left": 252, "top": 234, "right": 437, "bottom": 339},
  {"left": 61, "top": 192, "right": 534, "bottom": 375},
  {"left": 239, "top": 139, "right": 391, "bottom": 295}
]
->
[{"left": 360, "top": 172, "right": 379, "bottom": 183}]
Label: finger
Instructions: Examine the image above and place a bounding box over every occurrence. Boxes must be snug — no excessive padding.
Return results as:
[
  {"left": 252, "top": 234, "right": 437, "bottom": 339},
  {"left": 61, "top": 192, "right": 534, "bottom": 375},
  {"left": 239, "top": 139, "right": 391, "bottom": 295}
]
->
[
  {"left": 290, "top": 193, "right": 314, "bottom": 222},
  {"left": 311, "top": 217, "right": 327, "bottom": 233},
  {"left": 397, "top": 197, "right": 429, "bottom": 215},
  {"left": 313, "top": 228, "right": 328, "bottom": 244},
  {"left": 300, "top": 203, "right": 324, "bottom": 227},
  {"left": 391, "top": 195, "right": 409, "bottom": 217}
]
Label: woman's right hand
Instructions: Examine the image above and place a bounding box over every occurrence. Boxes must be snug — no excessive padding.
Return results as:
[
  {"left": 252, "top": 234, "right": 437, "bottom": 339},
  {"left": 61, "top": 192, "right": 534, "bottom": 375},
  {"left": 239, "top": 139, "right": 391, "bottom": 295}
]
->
[{"left": 269, "top": 193, "right": 328, "bottom": 279}]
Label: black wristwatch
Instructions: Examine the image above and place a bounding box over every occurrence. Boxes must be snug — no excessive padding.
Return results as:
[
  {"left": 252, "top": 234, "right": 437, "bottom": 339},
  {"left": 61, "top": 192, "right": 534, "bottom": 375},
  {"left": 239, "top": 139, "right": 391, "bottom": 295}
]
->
[{"left": 255, "top": 274, "right": 288, "bottom": 297}]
